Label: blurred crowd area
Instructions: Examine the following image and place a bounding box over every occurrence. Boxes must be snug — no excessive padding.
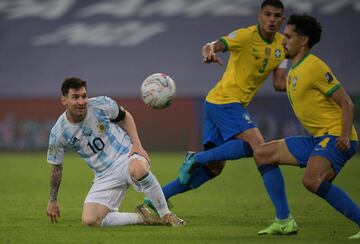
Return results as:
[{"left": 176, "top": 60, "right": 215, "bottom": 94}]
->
[{"left": 0, "top": 96, "right": 359, "bottom": 151}]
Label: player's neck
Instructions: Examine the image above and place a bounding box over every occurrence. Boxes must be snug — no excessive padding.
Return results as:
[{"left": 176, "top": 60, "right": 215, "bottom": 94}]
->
[
  {"left": 66, "top": 110, "right": 86, "bottom": 124},
  {"left": 292, "top": 48, "right": 311, "bottom": 68},
  {"left": 258, "top": 26, "right": 275, "bottom": 43}
]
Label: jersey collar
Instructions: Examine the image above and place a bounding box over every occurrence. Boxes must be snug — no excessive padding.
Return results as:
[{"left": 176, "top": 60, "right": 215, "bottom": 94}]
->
[
  {"left": 291, "top": 52, "right": 311, "bottom": 70},
  {"left": 257, "top": 25, "right": 273, "bottom": 45}
]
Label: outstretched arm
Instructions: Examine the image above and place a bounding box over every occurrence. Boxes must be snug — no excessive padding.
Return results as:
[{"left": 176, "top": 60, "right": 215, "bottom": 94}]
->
[
  {"left": 120, "top": 111, "right": 150, "bottom": 162},
  {"left": 330, "top": 87, "right": 355, "bottom": 151},
  {"left": 47, "top": 164, "right": 62, "bottom": 223},
  {"left": 202, "top": 40, "right": 226, "bottom": 65}
]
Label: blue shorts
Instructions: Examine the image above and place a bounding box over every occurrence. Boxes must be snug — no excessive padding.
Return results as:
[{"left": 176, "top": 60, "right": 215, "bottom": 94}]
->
[
  {"left": 202, "top": 101, "right": 257, "bottom": 146},
  {"left": 285, "top": 135, "right": 358, "bottom": 174}
]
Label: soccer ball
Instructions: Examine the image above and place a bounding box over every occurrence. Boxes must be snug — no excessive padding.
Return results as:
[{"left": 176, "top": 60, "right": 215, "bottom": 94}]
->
[{"left": 141, "top": 73, "right": 176, "bottom": 109}]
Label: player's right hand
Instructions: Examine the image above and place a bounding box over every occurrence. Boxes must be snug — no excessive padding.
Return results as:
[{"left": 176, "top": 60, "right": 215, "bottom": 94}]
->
[
  {"left": 47, "top": 200, "right": 60, "bottom": 223},
  {"left": 202, "top": 43, "right": 223, "bottom": 65},
  {"left": 336, "top": 136, "right": 350, "bottom": 152}
]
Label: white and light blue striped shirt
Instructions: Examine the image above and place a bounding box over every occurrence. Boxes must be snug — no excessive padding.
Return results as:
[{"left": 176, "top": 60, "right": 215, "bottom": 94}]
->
[{"left": 47, "top": 96, "right": 131, "bottom": 175}]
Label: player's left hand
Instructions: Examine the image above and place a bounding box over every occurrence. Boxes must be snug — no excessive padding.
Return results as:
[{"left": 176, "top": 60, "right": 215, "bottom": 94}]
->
[
  {"left": 130, "top": 143, "right": 150, "bottom": 163},
  {"left": 336, "top": 136, "right": 350, "bottom": 152},
  {"left": 47, "top": 200, "right": 60, "bottom": 223}
]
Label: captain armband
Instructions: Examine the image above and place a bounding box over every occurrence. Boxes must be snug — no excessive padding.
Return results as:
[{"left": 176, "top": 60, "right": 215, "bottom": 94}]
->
[{"left": 111, "top": 105, "right": 126, "bottom": 123}]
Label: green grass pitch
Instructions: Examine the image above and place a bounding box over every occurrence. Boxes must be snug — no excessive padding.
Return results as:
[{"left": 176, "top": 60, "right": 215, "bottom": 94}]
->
[{"left": 0, "top": 152, "right": 359, "bottom": 243}]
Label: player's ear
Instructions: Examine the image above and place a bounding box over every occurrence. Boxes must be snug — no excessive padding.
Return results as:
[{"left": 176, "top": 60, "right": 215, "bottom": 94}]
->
[
  {"left": 61, "top": 96, "right": 67, "bottom": 106},
  {"left": 301, "top": 36, "right": 309, "bottom": 47}
]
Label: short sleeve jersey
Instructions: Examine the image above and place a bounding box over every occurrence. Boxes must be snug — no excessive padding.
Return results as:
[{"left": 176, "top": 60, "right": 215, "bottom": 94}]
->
[
  {"left": 47, "top": 96, "right": 132, "bottom": 174},
  {"left": 286, "top": 54, "right": 358, "bottom": 141},
  {"left": 206, "top": 25, "right": 285, "bottom": 107}
]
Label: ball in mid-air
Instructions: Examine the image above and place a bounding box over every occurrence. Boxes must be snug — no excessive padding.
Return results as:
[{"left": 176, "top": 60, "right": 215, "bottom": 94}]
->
[{"left": 141, "top": 73, "right": 176, "bottom": 109}]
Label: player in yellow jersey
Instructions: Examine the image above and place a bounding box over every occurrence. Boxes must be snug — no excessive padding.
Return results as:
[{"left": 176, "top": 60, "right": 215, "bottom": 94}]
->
[
  {"left": 254, "top": 14, "right": 360, "bottom": 239},
  {"left": 139, "top": 0, "right": 299, "bottom": 235}
]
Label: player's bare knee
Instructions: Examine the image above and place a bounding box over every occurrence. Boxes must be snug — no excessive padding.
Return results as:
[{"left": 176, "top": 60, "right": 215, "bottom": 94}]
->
[
  {"left": 82, "top": 215, "right": 101, "bottom": 227},
  {"left": 254, "top": 141, "right": 281, "bottom": 165},
  {"left": 254, "top": 148, "right": 275, "bottom": 166},
  {"left": 302, "top": 176, "right": 321, "bottom": 193},
  {"left": 253, "top": 147, "right": 264, "bottom": 164},
  {"left": 129, "top": 158, "right": 150, "bottom": 182}
]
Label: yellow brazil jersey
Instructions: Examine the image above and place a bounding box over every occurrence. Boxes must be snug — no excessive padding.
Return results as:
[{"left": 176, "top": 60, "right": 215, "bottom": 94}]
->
[
  {"left": 286, "top": 53, "right": 358, "bottom": 141},
  {"left": 206, "top": 25, "right": 285, "bottom": 107}
]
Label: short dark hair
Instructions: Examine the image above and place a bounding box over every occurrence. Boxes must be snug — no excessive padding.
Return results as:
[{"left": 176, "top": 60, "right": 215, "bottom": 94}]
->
[
  {"left": 287, "top": 14, "right": 322, "bottom": 48},
  {"left": 261, "top": 0, "right": 284, "bottom": 10},
  {"left": 61, "top": 77, "right": 87, "bottom": 96}
]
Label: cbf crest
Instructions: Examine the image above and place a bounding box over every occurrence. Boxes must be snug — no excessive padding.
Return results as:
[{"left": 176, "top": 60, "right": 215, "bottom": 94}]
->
[
  {"left": 275, "top": 49, "right": 281, "bottom": 58},
  {"left": 287, "top": 75, "right": 297, "bottom": 90},
  {"left": 291, "top": 76, "right": 298, "bottom": 88}
]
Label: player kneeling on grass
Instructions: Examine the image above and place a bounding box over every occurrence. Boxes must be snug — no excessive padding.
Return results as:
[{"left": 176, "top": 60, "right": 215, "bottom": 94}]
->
[
  {"left": 253, "top": 14, "right": 360, "bottom": 239},
  {"left": 46, "top": 77, "right": 185, "bottom": 227}
]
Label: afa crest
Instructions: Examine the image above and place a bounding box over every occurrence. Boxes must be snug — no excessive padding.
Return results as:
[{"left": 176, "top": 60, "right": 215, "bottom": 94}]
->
[{"left": 97, "top": 123, "right": 106, "bottom": 133}]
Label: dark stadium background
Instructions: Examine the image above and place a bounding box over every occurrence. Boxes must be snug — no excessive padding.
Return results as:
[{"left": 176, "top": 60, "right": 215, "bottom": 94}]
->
[{"left": 0, "top": 0, "right": 359, "bottom": 151}]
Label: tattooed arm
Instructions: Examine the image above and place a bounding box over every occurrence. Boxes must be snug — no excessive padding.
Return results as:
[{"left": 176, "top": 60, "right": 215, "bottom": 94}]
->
[{"left": 46, "top": 165, "right": 62, "bottom": 223}]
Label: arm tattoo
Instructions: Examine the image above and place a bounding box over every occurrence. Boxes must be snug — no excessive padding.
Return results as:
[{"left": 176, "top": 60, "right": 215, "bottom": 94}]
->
[{"left": 49, "top": 165, "right": 62, "bottom": 202}]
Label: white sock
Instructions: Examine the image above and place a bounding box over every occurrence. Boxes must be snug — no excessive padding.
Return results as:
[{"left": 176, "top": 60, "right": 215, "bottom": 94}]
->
[
  {"left": 101, "top": 212, "right": 143, "bottom": 227},
  {"left": 137, "top": 172, "right": 170, "bottom": 217}
]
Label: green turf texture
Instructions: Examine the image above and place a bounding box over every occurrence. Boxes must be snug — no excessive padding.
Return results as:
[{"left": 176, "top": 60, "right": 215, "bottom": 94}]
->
[{"left": 0, "top": 152, "right": 359, "bottom": 243}]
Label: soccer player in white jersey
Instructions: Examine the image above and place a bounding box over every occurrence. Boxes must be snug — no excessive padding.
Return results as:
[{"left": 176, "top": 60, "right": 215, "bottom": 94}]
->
[{"left": 46, "top": 77, "right": 185, "bottom": 227}]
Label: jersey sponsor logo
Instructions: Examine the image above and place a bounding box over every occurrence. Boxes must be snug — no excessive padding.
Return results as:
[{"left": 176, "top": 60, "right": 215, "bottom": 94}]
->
[
  {"left": 325, "top": 72, "right": 334, "bottom": 83},
  {"left": 275, "top": 49, "right": 281, "bottom": 58}
]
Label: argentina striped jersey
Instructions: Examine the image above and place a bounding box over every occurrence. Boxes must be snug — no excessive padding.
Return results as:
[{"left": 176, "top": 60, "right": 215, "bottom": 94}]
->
[{"left": 47, "top": 96, "right": 131, "bottom": 175}]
